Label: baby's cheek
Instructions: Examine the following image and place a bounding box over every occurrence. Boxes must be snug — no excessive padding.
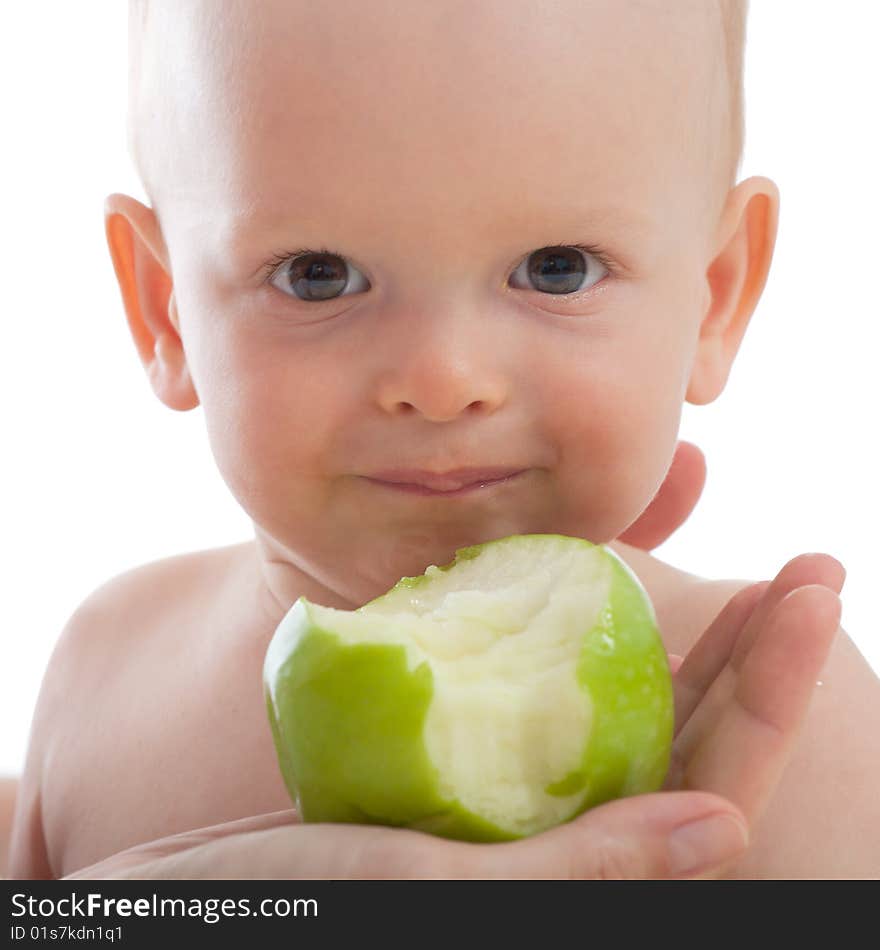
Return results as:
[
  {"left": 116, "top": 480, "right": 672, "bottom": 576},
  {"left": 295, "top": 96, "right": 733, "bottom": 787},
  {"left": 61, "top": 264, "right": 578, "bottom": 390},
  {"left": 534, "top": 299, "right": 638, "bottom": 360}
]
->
[
  {"left": 544, "top": 366, "right": 681, "bottom": 539},
  {"left": 194, "top": 351, "right": 306, "bottom": 507},
  {"left": 544, "top": 361, "right": 654, "bottom": 461}
]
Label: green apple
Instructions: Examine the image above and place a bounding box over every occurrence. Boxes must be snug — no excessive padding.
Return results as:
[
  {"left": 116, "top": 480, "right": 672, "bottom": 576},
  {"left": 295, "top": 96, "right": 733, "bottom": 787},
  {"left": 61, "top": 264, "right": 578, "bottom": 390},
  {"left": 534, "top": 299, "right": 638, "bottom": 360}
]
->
[{"left": 263, "top": 534, "right": 673, "bottom": 842}]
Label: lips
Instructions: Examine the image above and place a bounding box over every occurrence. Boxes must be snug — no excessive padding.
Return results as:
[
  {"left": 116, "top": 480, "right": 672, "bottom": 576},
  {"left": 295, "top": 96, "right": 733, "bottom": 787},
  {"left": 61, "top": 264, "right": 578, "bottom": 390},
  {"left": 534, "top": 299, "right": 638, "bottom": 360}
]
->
[{"left": 365, "top": 467, "right": 526, "bottom": 492}]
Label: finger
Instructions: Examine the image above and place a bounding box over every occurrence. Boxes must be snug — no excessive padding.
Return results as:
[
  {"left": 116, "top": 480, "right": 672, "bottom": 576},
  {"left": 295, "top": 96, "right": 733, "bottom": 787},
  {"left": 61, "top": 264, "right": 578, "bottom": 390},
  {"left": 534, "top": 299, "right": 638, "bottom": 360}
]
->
[
  {"left": 429, "top": 791, "right": 747, "bottom": 880},
  {"left": 617, "top": 441, "right": 706, "bottom": 551},
  {"left": 63, "top": 809, "right": 300, "bottom": 879},
  {"left": 672, "top": 557, "right": 846, "bottom": 769},
  {"left": 671, "top": 582, "right": 841, "bottom": 788},
  {"left": 729, "top": 553, "right": 845, "bottom": 673},
  {"left": 107, "top": 821, "right": 459, "bottom": 881},
  {"left": 674, "top": 581, "right": 770, "bottom": 731},
  {"left": 73, "top": 795, "right": 748, "bottom": 882},
  {"left": 677, "top": 584, "right": 841, "bottom": 823}
]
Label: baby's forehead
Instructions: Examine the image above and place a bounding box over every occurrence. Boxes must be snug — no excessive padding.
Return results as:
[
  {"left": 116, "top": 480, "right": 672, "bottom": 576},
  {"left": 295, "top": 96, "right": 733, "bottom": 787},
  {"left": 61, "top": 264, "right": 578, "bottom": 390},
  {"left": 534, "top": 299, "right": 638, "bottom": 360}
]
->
[{"left": 133, "top": 0, "right": 726, "bottom": 245}]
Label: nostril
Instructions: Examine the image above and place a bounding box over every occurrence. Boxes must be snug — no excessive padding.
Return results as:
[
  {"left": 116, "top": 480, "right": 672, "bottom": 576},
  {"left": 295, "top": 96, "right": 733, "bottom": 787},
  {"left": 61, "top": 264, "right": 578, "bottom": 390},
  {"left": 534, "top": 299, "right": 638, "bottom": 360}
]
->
[{"left": 386, "top": 397, "right": 491, "bottom": 420}]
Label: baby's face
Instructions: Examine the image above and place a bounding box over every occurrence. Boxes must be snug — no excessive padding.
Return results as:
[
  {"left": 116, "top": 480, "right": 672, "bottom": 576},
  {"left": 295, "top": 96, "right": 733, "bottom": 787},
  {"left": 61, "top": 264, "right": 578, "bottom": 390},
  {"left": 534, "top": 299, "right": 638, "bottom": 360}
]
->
[{"left": 143, "top": 0, "right": 733, "bottom": 604}]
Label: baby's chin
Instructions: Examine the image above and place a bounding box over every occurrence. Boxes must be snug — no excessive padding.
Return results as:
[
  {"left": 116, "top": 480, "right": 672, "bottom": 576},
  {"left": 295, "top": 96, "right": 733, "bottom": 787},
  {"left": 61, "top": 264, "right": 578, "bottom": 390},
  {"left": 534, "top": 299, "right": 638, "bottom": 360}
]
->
[
  {"left": 250, "top": 486, "right": 646, "bottom": 607},
  {"left": 330, "top": 522, "right": 638, "bottom": 608}
]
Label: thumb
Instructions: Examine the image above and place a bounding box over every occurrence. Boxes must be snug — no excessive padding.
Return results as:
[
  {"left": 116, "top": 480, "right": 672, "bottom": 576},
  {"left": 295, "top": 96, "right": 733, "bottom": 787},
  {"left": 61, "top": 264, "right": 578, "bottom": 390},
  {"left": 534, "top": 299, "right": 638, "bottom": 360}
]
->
[
  {"left": 617, "top": 441, "right": 707, "bottom": 551},
  {"left": 452, "top": 792, "right": 748, "bottom": 880}
]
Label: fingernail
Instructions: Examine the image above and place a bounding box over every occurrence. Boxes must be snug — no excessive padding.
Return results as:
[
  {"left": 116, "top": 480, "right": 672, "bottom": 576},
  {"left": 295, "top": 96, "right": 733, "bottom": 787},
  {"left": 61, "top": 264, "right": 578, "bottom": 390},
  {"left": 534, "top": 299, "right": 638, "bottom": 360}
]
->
[{"left": 668, "top": 814, "right": 748, "bottom": 876}]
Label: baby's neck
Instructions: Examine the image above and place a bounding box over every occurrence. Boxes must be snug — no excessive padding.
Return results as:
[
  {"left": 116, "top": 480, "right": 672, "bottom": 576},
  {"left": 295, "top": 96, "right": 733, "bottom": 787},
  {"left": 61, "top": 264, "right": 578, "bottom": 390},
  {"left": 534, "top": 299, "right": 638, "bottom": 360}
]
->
[{"left": 252, "top": 529, "right": 360, "bottom": 620}]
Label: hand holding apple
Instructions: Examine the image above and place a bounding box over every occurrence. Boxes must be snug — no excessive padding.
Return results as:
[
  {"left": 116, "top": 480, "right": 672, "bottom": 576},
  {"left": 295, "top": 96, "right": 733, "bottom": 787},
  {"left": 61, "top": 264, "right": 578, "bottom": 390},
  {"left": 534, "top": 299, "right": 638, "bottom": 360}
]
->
[
  {"left": 264, "top": 534, "right": 674, "bottom": 841},
  {"left": 665, "top": 552, "right": 844, "bottom": 827},
  {"left": 67, "top": 552, "right": 842, "bottom": 880}
]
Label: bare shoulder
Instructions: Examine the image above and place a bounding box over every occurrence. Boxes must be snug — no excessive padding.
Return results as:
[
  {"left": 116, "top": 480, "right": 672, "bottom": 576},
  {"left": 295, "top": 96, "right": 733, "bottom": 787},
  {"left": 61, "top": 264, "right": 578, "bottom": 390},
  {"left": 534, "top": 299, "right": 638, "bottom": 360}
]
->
[
  {"left": 7, "top": 541, "right": 256, "bottom": 879},
  {"left": 30, "top": 540, "right": 256, "bottom": 711},
  {"left": 62, "top": 541, "right": 254, "bottom": 634}
]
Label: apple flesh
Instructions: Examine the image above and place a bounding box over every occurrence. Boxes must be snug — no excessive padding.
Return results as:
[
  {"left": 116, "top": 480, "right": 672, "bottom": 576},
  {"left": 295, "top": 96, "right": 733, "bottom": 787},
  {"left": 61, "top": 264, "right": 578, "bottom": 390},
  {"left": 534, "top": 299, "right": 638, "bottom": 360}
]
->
[{"left": 263, "top": 534, "right": 674, "bottom": 842}]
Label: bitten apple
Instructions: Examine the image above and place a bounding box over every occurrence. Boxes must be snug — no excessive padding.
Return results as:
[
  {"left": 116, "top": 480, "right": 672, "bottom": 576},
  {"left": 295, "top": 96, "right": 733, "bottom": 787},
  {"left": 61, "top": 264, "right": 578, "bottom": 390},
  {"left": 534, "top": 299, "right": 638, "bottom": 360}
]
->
[{"left": 264, "top": 534, "right": 673, "bottom": 842}]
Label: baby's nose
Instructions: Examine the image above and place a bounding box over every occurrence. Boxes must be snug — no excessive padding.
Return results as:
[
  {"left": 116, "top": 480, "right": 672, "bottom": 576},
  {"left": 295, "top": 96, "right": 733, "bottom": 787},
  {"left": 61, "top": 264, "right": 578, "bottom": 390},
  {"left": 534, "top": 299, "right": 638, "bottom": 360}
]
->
[
  {"left": 372, "top": 308, "right": 510, "bottom": 421},
  {"left": 375, "top": 360, "right": 507, "bottom": 421}
]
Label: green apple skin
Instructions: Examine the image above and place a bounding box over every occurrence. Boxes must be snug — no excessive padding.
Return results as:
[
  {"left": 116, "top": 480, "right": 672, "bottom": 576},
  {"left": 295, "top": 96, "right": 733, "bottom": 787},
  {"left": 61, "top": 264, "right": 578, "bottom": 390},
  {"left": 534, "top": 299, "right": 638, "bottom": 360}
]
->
[{"left": 265, "top": 535, "right": 674, "bottom": 842}]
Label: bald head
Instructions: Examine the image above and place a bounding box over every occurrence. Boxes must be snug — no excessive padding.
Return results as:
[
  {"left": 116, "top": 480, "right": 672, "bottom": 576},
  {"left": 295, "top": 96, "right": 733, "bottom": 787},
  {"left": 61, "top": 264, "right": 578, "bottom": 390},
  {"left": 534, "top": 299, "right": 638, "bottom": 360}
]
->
[{"left": 127, "top": 0, "right": 746, "bottom": 254}]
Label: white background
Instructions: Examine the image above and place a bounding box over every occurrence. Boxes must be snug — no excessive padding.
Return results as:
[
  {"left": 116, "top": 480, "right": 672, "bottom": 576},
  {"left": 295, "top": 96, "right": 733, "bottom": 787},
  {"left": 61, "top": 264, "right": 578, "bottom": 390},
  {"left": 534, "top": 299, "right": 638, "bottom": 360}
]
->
[{"left": 1, "top": 2, "right": 878, "bottom": 778}]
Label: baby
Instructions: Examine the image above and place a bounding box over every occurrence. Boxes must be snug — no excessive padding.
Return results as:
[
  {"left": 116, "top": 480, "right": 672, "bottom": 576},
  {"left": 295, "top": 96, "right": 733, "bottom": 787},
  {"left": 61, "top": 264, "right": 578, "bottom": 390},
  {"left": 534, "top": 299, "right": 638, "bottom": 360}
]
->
[{"left": 10, "top": 0, "right": 880, "bottom": 879}]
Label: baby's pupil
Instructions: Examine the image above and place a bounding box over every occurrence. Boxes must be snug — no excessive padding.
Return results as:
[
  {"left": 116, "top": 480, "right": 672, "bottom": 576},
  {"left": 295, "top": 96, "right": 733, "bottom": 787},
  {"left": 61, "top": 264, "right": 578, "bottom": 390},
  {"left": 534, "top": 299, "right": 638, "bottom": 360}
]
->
[
  {"left": 528, "top": 247, "right": 586, "bottom": 294},
  {"left": 290, "top": 253, "right": 348, "bottom": 300}
]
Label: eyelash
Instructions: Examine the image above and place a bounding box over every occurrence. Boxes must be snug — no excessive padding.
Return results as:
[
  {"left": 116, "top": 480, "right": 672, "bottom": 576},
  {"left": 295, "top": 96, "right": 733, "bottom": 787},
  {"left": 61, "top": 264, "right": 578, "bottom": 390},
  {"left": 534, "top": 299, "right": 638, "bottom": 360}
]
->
[
  {"left": 261, "top": 246, "right": 341, "bottom": 283},
  {"left": 260, "top": 242, "right": 619, "bottom": 294}
]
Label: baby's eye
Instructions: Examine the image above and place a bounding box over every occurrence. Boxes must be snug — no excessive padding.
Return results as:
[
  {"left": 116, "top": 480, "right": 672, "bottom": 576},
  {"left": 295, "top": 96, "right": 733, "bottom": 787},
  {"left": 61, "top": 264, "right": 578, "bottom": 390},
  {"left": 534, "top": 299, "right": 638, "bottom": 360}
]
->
[
  {"left": 267, "top": 250, "right": 369, "bottom": 302},
  {"left": 265, "top": 243, "right": 610, "bottom": 302},
  {"left": 508, "top": 245, "right": 609, "bottom": 296}
]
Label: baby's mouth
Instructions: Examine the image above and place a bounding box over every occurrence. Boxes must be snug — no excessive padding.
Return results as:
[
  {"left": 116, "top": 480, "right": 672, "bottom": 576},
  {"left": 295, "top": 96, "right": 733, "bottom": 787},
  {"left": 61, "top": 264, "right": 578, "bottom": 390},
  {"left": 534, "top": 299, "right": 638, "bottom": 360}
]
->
[{"left": 362, "top": 466, "right": 528, "bottom": 496}]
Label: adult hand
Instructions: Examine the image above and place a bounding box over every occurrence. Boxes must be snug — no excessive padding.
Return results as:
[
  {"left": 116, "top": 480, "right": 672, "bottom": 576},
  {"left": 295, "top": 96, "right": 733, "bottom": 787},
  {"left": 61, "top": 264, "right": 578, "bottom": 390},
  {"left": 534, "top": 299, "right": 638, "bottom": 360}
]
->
[
  {"left": 666, "top": 552, "right": 844, "bottom": 833},
  {"left": 64, "top": 791, "right": 747, "bottom": 880},
  {"left": 64, "top": 552, "right": 842, "bottom": 881}
]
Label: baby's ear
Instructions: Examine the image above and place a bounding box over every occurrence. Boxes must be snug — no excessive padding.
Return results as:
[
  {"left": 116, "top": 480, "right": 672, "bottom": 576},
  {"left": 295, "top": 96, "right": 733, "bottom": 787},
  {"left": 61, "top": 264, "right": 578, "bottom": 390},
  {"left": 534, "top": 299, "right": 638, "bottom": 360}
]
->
[
  {"left": 686, "top": 176, "right": 780, "bottom": 405},
  {"left": 103, "top": 193, "right": 199, "bottom": 411}
]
